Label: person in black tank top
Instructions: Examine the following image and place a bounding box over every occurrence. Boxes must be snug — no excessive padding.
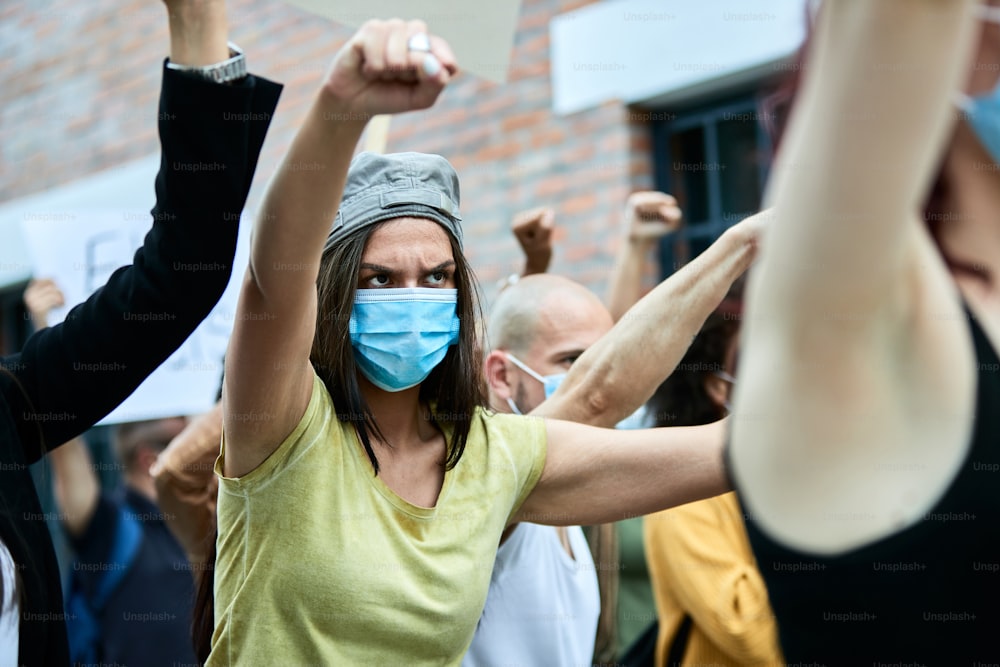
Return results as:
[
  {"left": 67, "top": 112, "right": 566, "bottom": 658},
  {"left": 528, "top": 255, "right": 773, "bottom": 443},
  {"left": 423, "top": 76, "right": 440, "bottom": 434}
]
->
[
  {"left": 726, "top": 2, "right": 1000, "bottom": 665},
  {"left": 735, "top": 312, "right": 1000, "bottom": 664}
]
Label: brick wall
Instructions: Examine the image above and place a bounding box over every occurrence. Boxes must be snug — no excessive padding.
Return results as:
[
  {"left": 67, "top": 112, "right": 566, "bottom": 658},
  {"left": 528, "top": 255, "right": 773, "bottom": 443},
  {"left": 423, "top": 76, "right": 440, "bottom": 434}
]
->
[{"left": 1, "top": 0, "right": 654, "bottom": 304}]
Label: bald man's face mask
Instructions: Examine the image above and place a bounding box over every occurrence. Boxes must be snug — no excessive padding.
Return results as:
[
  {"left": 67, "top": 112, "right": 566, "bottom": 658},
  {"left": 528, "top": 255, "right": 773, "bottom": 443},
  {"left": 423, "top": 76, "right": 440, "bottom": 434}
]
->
[{"left": 504, "top": 352, "right": 567, "bottom": 415}]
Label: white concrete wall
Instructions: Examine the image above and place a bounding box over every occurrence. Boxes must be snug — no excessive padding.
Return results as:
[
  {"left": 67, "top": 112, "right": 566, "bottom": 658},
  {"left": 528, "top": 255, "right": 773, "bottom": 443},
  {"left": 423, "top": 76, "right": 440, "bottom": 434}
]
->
[{"left": 550, "top": 0, "right": 809, "bottom": 115}]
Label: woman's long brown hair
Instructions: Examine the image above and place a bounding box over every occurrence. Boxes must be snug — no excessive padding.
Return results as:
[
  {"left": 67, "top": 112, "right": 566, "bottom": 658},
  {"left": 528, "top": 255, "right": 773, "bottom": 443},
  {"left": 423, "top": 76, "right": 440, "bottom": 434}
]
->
[{"left": 192, "top": 526, "right": 216, "bottom": 664}]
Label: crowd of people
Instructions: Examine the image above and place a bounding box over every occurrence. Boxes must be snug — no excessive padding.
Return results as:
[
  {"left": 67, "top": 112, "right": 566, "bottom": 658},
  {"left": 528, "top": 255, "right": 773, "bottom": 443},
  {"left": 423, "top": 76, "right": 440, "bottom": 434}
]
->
[{"left": 1, "top": 0, "right": 998, "bottom": 665}]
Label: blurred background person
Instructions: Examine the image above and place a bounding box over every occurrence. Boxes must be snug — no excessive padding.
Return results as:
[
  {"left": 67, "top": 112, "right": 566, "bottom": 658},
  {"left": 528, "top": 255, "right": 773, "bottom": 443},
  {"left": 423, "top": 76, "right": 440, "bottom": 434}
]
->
[
  {"left": 467, "top": 272, "right": 611, "bottom": 667},
  {"left": 642, "top": 285, "right": 783, "bottom": 667},
  {"left": 730, "top": 1, "right": 1000, "bottom": 663},
  {"left": 25, "top": 278, "right": 199, "bottom": 667},
  {"left": 151, "top": 401, "right": 224, "bottom": 660},
  {"left": 498, "top": 194, "right": 767, "bottom": 665},
  {"left": 599, "top": 191, "right": 682, "bottom": 664},
  {"left": 498, "top": 194, "right": 681, "bottom": 664}
]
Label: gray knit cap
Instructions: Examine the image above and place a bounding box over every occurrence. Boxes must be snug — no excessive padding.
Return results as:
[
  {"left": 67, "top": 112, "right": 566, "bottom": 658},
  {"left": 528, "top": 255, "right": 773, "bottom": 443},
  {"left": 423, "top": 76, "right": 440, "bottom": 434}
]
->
[{"left": 324, "top": 151, "right": 463, "bottom": 251}]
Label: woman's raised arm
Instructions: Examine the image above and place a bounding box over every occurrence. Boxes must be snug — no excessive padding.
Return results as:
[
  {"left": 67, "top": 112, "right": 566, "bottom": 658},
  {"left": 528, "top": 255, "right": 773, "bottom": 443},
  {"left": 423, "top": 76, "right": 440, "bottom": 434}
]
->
[
  {"left": 755, "top": 1, "right": 977, "bottom": 311},
  {"left": 222, "top": 20, "right": 456, "bottom": 477},
  {"left": 732, "top": 0, "right": 982, "bottom": 551}
]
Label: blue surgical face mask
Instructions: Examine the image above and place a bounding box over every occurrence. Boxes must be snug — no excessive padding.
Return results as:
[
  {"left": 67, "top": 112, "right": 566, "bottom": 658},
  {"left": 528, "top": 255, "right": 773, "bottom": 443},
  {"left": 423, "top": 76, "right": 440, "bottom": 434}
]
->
[
  {"left": 957, "top": 6, "right": 1000, "bottom": 164},
  {"left": 349, "top": 288, "right": 460, "bottom": 392},
  {"left": 505, "top": 353, "right": 567, "bottom": 409}
]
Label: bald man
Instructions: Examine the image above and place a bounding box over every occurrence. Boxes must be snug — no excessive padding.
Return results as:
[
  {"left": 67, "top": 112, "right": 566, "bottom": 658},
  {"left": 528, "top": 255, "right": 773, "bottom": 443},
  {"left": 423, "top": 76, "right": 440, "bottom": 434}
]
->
[
  {"left": 463, "top": 206, "right": 768, "bottom": 665},
  {"left": 487, "top": 274, "right": 615, "bottom": 419},
  {"left": 462, "top": 274, "right": 614, "bottom": 667}
]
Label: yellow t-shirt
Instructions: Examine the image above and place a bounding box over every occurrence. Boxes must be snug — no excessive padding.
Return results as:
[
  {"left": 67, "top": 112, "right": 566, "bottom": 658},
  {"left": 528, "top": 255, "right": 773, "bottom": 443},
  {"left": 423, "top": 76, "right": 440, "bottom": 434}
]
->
[{"left": 209, "top": 369, "right": 547, "bottom": 666}]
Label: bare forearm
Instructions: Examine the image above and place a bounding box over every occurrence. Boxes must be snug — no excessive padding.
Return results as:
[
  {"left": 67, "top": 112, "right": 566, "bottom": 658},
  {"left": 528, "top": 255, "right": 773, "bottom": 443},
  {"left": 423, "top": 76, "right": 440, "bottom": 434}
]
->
[
  {"left": 249, "top": 94, "right": 367, "bottom": 305},
  {"left": 49, "top": 437, "right": 100, "bottom": 537},
  {"left": 761, "top": 0, "right": 976, "bottom": 308},
  {"left": 165, "top": 0, "right": 230, "bottom": 67},
  {"left": 223, "top": 100, "right": 359, "bottom": 462},
  {"left": 536, "top": 226, "right": 752, "bottom": 427},
  {"left": 522, "top": 252, "right": 551, "bottom": 276},
  {"left": 606, "top": 239, "right": 656, "bottom": 322}
]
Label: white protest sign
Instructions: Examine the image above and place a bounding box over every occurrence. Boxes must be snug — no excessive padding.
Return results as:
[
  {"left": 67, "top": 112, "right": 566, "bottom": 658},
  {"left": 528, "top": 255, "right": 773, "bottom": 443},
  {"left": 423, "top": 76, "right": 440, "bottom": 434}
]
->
[
  {"left": 282, "top": 0, "right": 523, "bottom": 83},
  {"left": 19, "top": 209, "right": 249, "bottom": 425}
]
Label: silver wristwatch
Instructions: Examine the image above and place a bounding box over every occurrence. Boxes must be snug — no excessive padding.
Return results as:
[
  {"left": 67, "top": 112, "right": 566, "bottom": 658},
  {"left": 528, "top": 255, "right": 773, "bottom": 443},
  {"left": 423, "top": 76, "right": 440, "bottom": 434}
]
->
[{"left": 166, "top": 42, "right": 247, "bottom": 84}]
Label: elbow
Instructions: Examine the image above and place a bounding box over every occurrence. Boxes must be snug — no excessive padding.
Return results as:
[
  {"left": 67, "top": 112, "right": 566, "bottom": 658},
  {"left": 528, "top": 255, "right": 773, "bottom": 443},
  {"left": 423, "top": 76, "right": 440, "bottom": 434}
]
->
[
  {"left": 558, "top": 370, "right": 618, "bottom": 428},
  {"left": 582, "top": 387, "right": 615, "bottom": 427},
  {"left": 546, "top": 352, "right": 637, "bottom": 427},
  {"left": 580, "top": 371, "right": 633, "bottom": 428}
]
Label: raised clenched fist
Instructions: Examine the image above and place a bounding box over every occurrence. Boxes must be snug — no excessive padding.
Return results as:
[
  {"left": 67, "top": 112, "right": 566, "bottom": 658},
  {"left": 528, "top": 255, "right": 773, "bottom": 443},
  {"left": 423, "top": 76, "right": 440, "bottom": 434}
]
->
[
  {"left": 23, "top": 279, "right": 66, "bottom": 330},
  {"left": 512, "top": 207, "right": 555, "bottom": 275},
  {"left": 322, "top": 19, "right": 458, "bottom": 118},
  {"left": 623, "top": 191, "right": 682, "bottom": 244}
]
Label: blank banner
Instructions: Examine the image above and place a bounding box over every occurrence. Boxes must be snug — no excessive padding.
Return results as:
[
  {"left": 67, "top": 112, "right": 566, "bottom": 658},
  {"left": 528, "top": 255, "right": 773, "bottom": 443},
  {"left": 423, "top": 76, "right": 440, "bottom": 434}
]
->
[{"left": 283, "top": 0, "right": 523, "bottom": 83}]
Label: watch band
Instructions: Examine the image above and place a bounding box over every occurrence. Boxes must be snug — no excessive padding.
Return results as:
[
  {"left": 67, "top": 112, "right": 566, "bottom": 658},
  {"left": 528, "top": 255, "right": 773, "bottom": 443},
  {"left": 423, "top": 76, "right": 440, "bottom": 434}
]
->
[{"left": 166, "top": 42, "right": 247, "bottom": 84}]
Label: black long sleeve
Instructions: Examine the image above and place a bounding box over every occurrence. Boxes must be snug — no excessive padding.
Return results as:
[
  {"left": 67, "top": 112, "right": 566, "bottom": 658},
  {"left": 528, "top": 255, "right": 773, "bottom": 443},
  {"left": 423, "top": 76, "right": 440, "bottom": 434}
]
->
[
  {"left": 0, "top": 64, "right": 281, "bottom": 667},
  {"left": 6, "top": 65, "right": 281, "bottom": 462}
]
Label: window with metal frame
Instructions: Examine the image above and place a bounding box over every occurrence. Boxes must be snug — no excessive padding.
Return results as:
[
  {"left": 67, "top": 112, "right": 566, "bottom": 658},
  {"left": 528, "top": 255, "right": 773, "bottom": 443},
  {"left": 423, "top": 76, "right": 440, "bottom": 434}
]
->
[{"left": 651, "top": 95, "right": 773, "bottom": 277}]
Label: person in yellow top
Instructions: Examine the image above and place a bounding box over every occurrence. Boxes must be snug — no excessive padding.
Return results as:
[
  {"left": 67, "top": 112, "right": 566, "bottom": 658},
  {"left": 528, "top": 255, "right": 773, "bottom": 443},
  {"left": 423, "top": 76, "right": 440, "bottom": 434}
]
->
[
  {"left": 644, "top": 304, "right": 783, "bottom": 667},
  {"left": 209, "top": 17, "right": 748, "bottom": 666}
]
